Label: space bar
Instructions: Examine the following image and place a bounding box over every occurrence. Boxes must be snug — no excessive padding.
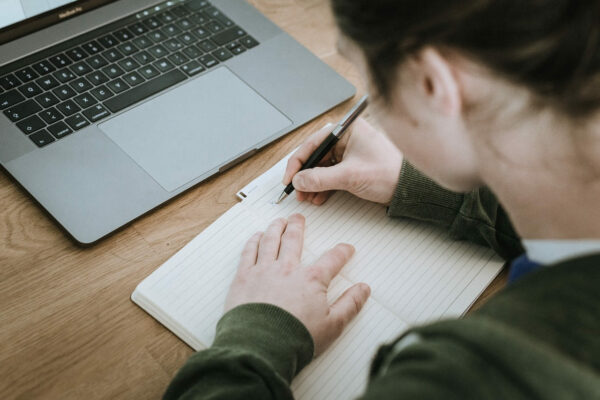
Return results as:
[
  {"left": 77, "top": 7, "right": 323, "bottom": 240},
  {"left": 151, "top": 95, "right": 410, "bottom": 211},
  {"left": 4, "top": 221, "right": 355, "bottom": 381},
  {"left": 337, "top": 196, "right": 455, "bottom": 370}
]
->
[{"left": 104, "top": 70, "right": 186, "bottom": 113}]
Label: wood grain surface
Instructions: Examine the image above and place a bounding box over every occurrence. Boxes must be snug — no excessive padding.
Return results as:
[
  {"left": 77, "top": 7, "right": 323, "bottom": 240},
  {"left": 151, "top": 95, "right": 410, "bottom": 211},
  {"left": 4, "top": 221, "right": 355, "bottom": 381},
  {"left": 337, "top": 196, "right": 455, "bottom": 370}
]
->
[{"left": 0, "top": 1, "right": 506, "bottom": 398}]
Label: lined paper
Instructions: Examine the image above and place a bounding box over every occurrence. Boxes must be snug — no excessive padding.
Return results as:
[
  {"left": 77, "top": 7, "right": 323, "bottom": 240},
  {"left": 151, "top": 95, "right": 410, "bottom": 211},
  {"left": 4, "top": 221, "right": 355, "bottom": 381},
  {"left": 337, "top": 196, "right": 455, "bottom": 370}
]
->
[{"left": 133, "top": 153, "right": 503, "bottom": 399}]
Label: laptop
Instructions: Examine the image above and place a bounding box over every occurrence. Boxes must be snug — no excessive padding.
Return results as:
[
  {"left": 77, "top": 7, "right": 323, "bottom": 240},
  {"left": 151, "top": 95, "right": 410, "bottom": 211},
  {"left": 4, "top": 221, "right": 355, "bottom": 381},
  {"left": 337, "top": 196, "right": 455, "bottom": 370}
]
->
[{"left": 0, "top": 0, "right": 355, "bottom": 245}]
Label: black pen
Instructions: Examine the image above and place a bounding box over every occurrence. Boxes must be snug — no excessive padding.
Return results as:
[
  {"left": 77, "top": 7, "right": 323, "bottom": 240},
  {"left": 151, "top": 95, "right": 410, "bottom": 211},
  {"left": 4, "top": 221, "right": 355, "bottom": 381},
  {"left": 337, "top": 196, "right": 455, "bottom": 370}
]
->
[{"left": 275, "top": 95, "right": 369, "bottom": 204}]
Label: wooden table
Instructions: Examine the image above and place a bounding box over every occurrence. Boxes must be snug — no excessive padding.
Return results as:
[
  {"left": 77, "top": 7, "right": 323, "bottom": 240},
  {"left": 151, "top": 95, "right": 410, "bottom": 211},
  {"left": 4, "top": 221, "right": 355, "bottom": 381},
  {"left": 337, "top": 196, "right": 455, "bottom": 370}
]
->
[{"left": 0, "top": 1, "right": 506, "bottom": 398}]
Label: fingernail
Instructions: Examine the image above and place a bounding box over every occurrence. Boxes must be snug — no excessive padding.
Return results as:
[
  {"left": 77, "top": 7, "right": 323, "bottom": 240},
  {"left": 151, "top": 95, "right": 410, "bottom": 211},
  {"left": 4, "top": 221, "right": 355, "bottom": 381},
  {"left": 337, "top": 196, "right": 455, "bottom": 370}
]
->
[{"left": 293, "top": 174, "right": 304, "bottom": 189}]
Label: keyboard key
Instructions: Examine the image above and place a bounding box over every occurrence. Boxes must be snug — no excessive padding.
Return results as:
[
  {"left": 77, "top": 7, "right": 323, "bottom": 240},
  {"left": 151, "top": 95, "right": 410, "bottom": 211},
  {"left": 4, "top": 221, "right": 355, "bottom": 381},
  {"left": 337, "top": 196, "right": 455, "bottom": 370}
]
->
[
  {"left": 65, "top": 113, "right": 90, "bottom": 130},
  {"left": 71, "top": 61, "right": 93, "bottom": 76},
  {"left": 162, "top": 24, "right": 182, "bottom": 37},
  {"left": 178, "top": 33, "right": 197, "bottom": 46},
  {"left": 230, "top": 45, "right": 245, "bottom": 55},
  {"left": 66, "top": 47, "right": 88, "bottom": 61},
  {"left": 153, "top": 58, "right": 175, "bottom": 72},
  {"left": 4, "top": 100, "right": 42, "bottom": 121},
  {"left": 118, "top": 57, "right": 140, "bottom": 72},
  {"left": 87, "top": 55, "right": 108, "bottom": 69},
  {"left": 123, "top": 71, "right": 144, "bottom": 87},
  {"left": 197, "top": 39, "right": 217, "bottom": 52},
  {"left": 133, "top": 36, "right": 153, "bottom": 49},
  {"left": 190, "top": 12, "right": 208, "bottom": 25},
  {"left": 49, "top": 54, "right": 72, "bottom": 68},
  {"left": 138, "top": 65, "right": 160, "bottom": 79},
  {"left": 82, "top": 40, "right": 103, "bottom": 55},
  {"left": 35, "top": 92, "right": 60, "bottom": 108},
  {"left": 205, "top": 20, "right": 225, "bottom": 33},
  {"left": 56, "top": 100, "right": 81, "bottom": 116},
  {"left": 107, "top": 78, "right": 129, "bottom": 94},
  {"left": 90, "top": 85, "right": 114, "bottom": 101},
  {"left": 183, "top": 45, "right": 202, "bottom": 59},
  {"left": 98, "top": 34, "right": 119, "bottom": 48},
  {"left": 129, "top": 23, "right": 148, "bottom": 36},
  {"left": 170, "top": 6, "right": 188, "bottom": 18},
  {"left": 176, "top": 18, "right": 194, "bottom": 31},
  {"left": 29, "top": 129, "right": 55, "bottom": 147},
  {"left": 157, "top": 11, "right": 176, "bottom": 24},
  {"left": 212, "top": 48, "right": 232, "bottom": 61},
  {"left": 147, "top": 30, "right": 166, "bottom": 43},
  {"left": 167, "top": 51, "right": 189, "bottom": 66},
  {"left": 143, "top": 17, "right": 162, "bottom": 30},
  {"left": 0, "top": 74, "right": 21, "bottom": 90},
  {"left": 239, "top": 35, "right": 259, "bottom": 49},
  {"left": 180, "top": 60, "right": 205, "bottom": 76},
  {"left": 164, "top": 38, "right": 183, "bottom": 52},
  {"left": 0, "top": 90, "right": 25, "bottom": 109},
  {"left": 70, "top": 77, "right": 93, "bottom": 93},
  {"left": 199, "top": 54, "right": 219, "bottom": 68},
  {"left": 16, "top": 115, "right": 45, "bottom": 134},
  {"left": 32, "top": 60, "right": 56, "bottom": 76},
  {"left": 19, "top": 82, "right": 43, "bottom": 98},
  {"left": 204, "top": 6, "right": 228, "bottom": 22},
  {"left": 103, "top": 48, "right": 124, "bottom": 62},
  {"left": 36, "top": 75, "right": 60, "bottom": 90},
  {"left": 86, "top": 71, "right": 109, "bottom": 86},
  {"left": 48, "top": 121, "right": 73, "bottom": 139},
  {"left": 53, "top": 85, "right": 78, "bottom": 100},
  {"left": 15, "top": 67, "right": 39, "bottom": 83},
  {"left": 39, "top": 107, "right": 63, "bottom": 124},
  {"left": 212, "top": 27, "right": 246, "bottom": 46},
  {"left": 53, "top": 68, "right": 76, "bottom": 83},
  {"left": 192, "top": 27, "right": 209, "bottom": 39},
  {"left": 118, "top": 42, "right": 139, "bottom": 56},
  {"left": 74, "top": 93, "right": 97, "bottom": 108},
  {"left": 82, "top": 104, "right": 110, "bottom": 122},
  {"left": 133, "top": 50, "right": 155, "bottom": 65},
  {"left": 187, "top": 0, "right": 209, "bottom": 10},
  {"left": 148, "top": 44, "right": 168, "bottom": 58},
  {"left": 102, "top": 65, "right": 125, "bottom": 79},
  {"left": 104, "top": 69, "right": 186, "bottom": 113},
  {"left": 113, "top": 28, "right": 134, "bottom": 42}
]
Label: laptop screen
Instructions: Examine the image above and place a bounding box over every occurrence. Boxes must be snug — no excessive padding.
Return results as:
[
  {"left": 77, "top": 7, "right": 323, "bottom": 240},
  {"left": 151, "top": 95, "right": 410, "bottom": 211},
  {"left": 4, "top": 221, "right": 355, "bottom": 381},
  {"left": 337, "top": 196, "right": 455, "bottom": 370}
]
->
[{"left": 0, "top": 0, "right": 117, "bottom": 44}]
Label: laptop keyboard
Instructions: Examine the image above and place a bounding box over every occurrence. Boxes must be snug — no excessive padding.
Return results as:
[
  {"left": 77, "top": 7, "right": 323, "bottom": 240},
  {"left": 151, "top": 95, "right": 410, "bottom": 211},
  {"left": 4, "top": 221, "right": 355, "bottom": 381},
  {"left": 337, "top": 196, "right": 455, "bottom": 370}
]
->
[{"left": 0, "top": 0, "right": 260, "bottom": 148}]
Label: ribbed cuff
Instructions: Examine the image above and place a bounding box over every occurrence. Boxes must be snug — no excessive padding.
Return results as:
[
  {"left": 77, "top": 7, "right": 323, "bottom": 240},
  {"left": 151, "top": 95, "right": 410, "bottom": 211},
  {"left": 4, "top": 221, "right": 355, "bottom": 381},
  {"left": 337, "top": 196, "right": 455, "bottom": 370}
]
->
[
  {"left": 213, "top": 303, "right": 314, "bottom": 383},
  {"left": 387, "top": 160, "right": 465, "bottom": 228}
]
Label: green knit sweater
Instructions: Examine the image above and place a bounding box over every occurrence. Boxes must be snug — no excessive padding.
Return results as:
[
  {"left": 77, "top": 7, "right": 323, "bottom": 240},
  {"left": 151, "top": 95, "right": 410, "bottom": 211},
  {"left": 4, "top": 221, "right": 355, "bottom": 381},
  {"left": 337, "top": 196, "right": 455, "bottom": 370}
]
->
[{"left": 163, "top": 161, "right": 600, "bottom": 399}]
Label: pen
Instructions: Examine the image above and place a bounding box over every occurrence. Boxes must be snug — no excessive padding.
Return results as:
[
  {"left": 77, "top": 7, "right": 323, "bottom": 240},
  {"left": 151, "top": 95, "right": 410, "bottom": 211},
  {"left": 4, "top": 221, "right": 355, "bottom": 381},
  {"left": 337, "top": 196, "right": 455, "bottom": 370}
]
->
[{"left": 275, "top": 95, "right": 369, "bottom": 204}]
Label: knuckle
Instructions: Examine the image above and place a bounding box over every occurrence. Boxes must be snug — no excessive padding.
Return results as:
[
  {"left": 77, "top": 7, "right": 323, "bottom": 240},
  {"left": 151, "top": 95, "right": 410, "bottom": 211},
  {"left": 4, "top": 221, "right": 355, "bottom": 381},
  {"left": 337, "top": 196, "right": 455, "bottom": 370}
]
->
[{"left": 306, "top": 266, "right": 322, "bottom": 282}]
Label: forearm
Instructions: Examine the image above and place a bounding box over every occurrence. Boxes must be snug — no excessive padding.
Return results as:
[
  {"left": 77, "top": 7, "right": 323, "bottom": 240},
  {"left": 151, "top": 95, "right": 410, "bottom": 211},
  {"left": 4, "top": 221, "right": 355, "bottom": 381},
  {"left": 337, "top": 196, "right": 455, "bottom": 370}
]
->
[
  {"left": 164, "top": 304, "right": 313, "bottom": 400},
  {"left": 388, "top": 160, "right": 523, "bottom": 260}
]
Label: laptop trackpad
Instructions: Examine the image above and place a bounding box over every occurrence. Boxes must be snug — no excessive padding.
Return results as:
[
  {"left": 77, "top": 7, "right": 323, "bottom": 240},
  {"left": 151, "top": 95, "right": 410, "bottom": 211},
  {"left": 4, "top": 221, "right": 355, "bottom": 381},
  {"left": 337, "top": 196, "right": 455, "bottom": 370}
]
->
[{"left": 99, "top": 67, "right": 292, "bottom": 192}]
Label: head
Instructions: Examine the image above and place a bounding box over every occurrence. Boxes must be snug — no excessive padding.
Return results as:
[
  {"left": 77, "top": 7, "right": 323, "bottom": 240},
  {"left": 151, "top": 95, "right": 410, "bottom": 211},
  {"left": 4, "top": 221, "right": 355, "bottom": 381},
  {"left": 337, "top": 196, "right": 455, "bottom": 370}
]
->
[{"left": 331, "top": 0, "right": 600, "bottom": 192}]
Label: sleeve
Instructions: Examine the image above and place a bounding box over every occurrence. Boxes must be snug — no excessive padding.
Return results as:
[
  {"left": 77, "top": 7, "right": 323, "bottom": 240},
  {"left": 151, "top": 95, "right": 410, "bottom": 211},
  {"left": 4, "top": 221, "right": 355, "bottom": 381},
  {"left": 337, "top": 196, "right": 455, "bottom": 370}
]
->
[
  {"left": 163, "top": 303, "right": 314, "bottom": 400},
  {"left": 387, "top": 160, "right": 523, "bottom": 260}
]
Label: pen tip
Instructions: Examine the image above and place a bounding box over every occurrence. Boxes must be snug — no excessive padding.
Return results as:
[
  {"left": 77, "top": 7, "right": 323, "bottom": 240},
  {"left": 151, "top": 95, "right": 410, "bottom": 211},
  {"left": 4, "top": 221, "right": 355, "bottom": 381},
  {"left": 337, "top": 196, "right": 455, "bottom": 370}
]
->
[{"left": 275, "top": 192, "right": 288, "bottom": 204}]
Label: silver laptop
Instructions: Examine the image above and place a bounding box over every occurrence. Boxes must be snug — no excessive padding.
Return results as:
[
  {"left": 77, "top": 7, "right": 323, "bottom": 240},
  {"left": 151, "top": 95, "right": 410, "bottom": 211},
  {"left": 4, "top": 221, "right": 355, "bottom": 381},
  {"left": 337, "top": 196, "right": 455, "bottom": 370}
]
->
[{"left": 0, "top": 0, "right": 355, "bottom": 244}]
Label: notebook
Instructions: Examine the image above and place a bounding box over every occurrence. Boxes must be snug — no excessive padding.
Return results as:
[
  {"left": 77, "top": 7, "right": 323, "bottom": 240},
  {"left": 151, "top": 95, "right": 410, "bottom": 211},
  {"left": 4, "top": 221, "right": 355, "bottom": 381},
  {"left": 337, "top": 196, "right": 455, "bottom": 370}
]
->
[{"left": 132, "top": 151, "right": 504, "bottom": 399}]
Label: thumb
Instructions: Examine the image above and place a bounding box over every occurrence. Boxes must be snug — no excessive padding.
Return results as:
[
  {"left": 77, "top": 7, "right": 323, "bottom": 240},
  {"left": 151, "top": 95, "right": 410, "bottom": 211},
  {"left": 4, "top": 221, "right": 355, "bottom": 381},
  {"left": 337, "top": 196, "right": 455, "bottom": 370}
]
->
[
  {"left": 292, "top": 164, "right": 350, "bottom": 192},
  {"left": 329, "top": 283, "right": 370, "bottom": 334}
]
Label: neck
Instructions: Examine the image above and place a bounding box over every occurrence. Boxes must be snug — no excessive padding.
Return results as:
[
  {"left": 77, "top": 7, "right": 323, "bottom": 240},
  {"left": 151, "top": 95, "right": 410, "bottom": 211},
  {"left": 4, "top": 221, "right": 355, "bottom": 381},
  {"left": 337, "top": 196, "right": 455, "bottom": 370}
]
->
[{"left": 477, "top": 110, "right": 600, "bottom": 239}]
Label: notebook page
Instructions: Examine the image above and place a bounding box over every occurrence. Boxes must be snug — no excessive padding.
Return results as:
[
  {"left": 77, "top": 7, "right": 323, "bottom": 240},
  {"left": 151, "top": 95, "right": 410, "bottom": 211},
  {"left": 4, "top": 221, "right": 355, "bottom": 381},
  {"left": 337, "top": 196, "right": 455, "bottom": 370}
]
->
[{"left": 243, "top": 178, "right": 503, "bottom": 325}]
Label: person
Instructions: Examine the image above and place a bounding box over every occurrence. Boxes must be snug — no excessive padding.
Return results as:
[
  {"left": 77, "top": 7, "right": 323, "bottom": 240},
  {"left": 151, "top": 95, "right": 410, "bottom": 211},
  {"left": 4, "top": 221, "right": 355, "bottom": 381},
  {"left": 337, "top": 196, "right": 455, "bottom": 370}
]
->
[{"left": 164, "top": 0, "right": 600, "bottom": 398}]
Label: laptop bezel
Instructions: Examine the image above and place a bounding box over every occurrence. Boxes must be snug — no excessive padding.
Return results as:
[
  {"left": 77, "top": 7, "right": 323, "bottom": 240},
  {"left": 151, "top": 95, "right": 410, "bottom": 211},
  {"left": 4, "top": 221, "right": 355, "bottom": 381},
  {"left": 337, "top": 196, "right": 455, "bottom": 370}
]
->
[{"left": 0, "top": 0, "right": 119, "bottom": 45}]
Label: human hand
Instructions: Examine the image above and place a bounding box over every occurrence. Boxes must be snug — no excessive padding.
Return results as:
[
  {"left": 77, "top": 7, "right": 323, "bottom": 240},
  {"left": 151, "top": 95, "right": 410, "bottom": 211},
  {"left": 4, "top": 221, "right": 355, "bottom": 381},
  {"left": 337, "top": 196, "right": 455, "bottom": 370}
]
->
[
  {"left": 224, "top": 214, "right": 371, "bottom": 356},
  {"left": 283, "top": 117, "right": 403, "bottom": 205}
]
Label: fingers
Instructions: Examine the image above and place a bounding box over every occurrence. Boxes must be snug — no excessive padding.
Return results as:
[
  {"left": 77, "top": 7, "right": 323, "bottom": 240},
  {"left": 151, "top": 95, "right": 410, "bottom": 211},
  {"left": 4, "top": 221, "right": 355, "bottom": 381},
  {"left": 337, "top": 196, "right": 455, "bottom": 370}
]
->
[
  {"left": 278, "top": 214, "right": 305, "bottom": 263},
  {"left": 257, "top": 218, "right": 287, "bottom": 263},
  {"left": 329, "top": 283, "right": 370, "bottom": 331},
  {"left": 283, "top": 123, "right": 335, "bottom": 185},
  {"left": 240, "top": 232, "right": 263, "bottom": 268},
  {"left": 311, "top": 243, "right": 355, "bottom": 284},
  {"left": 292, "top": 164, "right": 350, "bottom": 193}
]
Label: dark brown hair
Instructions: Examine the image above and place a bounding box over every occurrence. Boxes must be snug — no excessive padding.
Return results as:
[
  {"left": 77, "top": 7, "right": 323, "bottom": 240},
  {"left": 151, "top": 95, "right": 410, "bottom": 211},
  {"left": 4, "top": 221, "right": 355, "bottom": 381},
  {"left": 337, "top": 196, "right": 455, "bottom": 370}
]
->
[{"left": 331, "top": 0, "right": 600, "bottom": 117}]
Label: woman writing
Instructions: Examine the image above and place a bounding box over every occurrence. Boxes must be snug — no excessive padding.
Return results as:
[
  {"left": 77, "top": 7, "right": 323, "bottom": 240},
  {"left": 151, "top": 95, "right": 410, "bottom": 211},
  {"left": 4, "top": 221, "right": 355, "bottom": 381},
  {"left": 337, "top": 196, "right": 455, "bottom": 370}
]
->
[{"left": 165, "top": 0, "right": 600, "bottom": 398}]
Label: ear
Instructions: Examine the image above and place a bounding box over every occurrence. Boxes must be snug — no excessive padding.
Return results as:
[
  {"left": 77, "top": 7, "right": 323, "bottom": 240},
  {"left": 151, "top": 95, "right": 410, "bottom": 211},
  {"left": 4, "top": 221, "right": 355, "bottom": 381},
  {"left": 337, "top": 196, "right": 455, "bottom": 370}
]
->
[{"left": 416, "top": 47, "right": 462, "bottom": 117}]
